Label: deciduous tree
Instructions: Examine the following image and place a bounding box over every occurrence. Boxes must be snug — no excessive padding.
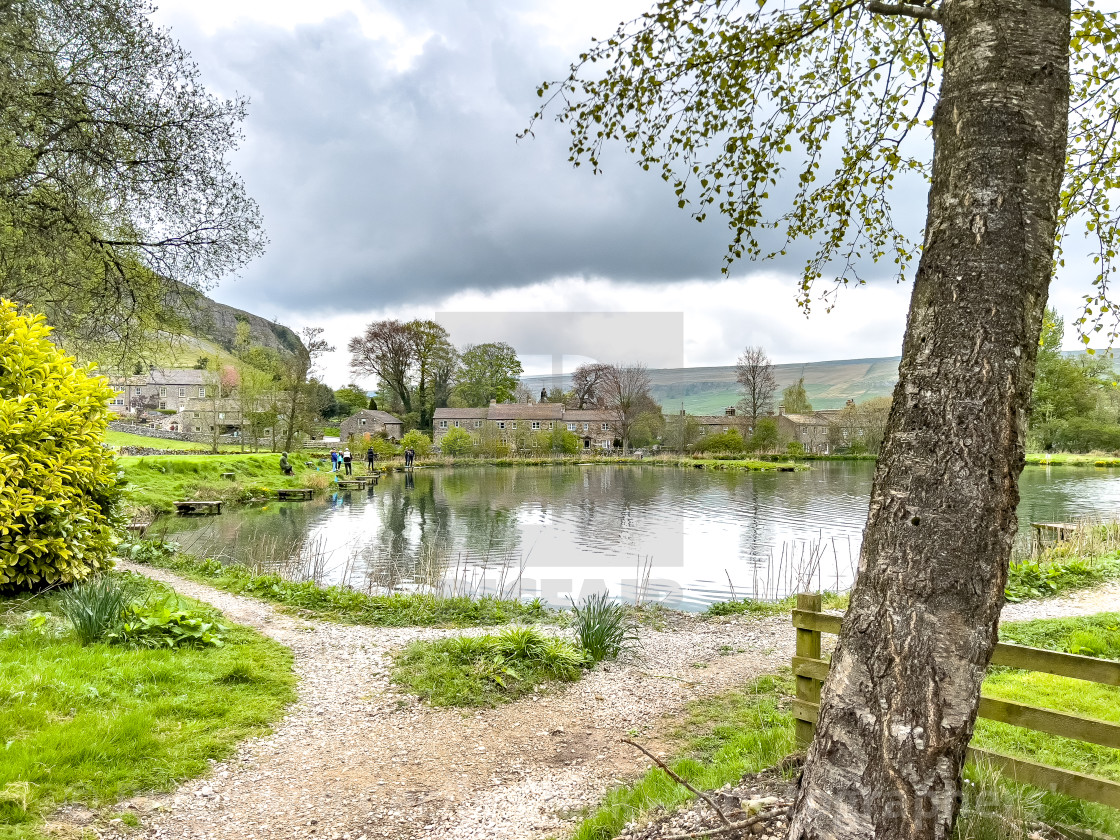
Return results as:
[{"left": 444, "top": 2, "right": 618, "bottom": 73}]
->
[
  {"left": 568, "top": 362, "right": 612, "bottom": 409},
  {"left": 782, "top": 376, "right": 813, "bottom": 415},
  {"left": 0, "top": 0, "right": 265, "bottom": 359},
  {"left": 601, "top": 363, "right": 656, "bottom": 453},
  {"left": 533, "top": 0, "right": 1106, "bottom": 835},
  {"left": 735, "top": 346, "right": 778, "bottom": 426},
  {"left": 453, "top": 342, "right": 523, "bottom": 406}
]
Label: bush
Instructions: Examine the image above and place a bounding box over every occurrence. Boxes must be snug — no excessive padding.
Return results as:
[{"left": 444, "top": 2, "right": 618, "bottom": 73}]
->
[
  {"left": 108, "top": 596, "right": 226, "bottom": 649},
  {"left": 0, "top": 301, "right": 122, "bottom": 591},
  {"left": 747, "top": 417, "right": 779, "bottom": 452},
  {"left": 439, "top": 426, "right": 473, "bottom": 456},
  {"left": 786, "top": 441, "right": 806, "bottom": 456},
  {"left": 1033, "top": 418, "right": 1120, "bottom": 453},
  {"left": 692, "top": 429, "right": 745, "bottom": 454},
  {"left": 400, "top": 429, "right": 432, "bottom": 457},
  {"left": 570, "top": 591, "right": 638, "bottom": 662}
]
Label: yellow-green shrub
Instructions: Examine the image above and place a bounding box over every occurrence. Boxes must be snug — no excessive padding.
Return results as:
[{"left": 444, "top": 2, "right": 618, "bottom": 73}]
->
[{"left": 0, "top": 301, "right": 122, "bottom": 590}]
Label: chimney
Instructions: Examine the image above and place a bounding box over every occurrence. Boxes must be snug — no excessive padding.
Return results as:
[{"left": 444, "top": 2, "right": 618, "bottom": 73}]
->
[
  {"left": 846, "top": 398, "right": 855, "bottom": 408},
  {"left": 778, "top": 404, "right": 785, "bottom": 416},
  {"left": 725, "top": 406, "right": 735, "bottom": 416},
  {"left": 489, "top": 399, "right": 497, "bottom": 407}
]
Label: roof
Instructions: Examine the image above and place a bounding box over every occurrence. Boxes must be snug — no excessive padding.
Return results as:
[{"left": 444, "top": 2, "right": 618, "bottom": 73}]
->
[
  {"left": 487, "top": 403, "right": 564, "bottom": 420},
  {"left": 108, "top": 369, "right": 209, "bottom": 387},
  {"left": 780, "top": 412, "right": 831, "bottom": 426},
  {"left": 345, "top": 409, "right": 402, "bottom": 425},
  {"left": 433, "top": 407, "right": 490, "bottom": 420},
  {"left": 563, "top": 409, "right": 613, "bottom": 422},
  {"left": 693, "top": 415, "right": 743, "bottom": 425}
]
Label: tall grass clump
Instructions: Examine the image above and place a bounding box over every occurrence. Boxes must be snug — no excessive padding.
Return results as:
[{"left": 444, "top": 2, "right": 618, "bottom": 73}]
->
[
  {"left": 570, "top": 591, "right": 638, "bottom": 663},
  {"left": 56, "top": 575, "right": 138, "bottom": 644},
  {"left": 392, "top": 627, "right": 585, "bottom": 706}
]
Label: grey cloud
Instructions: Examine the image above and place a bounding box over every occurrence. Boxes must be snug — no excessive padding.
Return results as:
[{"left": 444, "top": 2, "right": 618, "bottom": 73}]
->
[{"left": 171, "top": 1, "right": 926, "bottom": 317}]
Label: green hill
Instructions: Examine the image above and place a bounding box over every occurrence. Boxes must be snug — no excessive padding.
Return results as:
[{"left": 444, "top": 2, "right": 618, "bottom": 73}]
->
[{"left": 524, "top": 356, "right": 901, "bottom": 413}]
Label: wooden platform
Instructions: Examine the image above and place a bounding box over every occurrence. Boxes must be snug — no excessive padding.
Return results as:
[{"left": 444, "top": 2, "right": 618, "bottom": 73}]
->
[
  {"left": 336, "top": 477, "right": 372, "bottom": 490},
  {"left": 221, "top": 472, "right": 236, "bottom": 480},
  {"left": 1030, "top": 521, "right": 1077, "bottom": 552},
  {"left": 126, "top": 520, "right": 151, "bottom": 535},
  {"left": 174, "top": 500, "right": 222, "bottom": 516},
  {"left": 278, "top": 488, "right": 314, "bottom": 501}
]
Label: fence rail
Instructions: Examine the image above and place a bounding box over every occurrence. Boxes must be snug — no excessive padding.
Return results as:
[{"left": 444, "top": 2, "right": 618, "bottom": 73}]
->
[{"left": 791, "top": 593, "right": 1120, "bottom": 808}]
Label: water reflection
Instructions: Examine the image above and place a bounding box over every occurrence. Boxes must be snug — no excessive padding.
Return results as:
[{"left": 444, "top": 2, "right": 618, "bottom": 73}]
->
[{"left": 151, "top": 463, "right": 1120, "bottom": 611}]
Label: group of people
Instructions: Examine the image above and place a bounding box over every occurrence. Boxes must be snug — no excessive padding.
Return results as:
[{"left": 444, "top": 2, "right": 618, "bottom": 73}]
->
[{"left": 329, "top": 447, "right": 378, "bottom": 475}]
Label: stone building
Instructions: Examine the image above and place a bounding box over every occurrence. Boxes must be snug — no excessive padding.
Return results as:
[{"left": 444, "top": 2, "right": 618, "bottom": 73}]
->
[
  {"left": 340, "top": 409, "right": 404, "bottom": 442},
  {"left": 776, "top": 411, "right": 833, "bottom": 454},
  {"left": 433, "top": 401, "right": 619, "bottom": 451},
  {"left": 108, "top": 369, "right": 210, "bottom": 414}
]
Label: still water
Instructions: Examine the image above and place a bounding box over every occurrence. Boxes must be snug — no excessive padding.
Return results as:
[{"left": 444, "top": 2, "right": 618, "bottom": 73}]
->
[{"left": 152, "top": 462, "right": 1120, "bottom": 611}]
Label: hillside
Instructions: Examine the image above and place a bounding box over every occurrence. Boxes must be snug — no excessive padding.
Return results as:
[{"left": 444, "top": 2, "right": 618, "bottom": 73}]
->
[
  {"left": 169, "top": 283, "right": 305, "bottom": 361},
  {"left": 523, "top": 356, "right": 902, "bottom": 414}
]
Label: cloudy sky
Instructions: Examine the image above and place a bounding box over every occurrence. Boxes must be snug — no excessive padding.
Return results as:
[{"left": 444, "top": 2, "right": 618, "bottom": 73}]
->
[{"left": 152, "top": 0, "right": 1096, "bottom": 387}]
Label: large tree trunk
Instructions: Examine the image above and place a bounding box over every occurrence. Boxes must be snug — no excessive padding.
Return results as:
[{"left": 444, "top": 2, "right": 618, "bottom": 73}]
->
[{"left": 788, "top": 2, "right": 1069, "bottom": 838}]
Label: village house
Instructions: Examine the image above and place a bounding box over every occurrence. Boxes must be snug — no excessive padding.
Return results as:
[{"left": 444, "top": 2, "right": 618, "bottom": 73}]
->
[
  {"left": 107, "top": 369, "right": 211, "bottom": 415},
  {"left": 340, "top": 409, "right": 404, "bottom": 442},
  {"left": 692, "top": 406, "right": 750, "bottom": 438},
  {"left": 433, "top": 401, "right": 619, "bottom": 451},
  {"left": 775, "top": 409, "right": 833, "bottom": 454}
]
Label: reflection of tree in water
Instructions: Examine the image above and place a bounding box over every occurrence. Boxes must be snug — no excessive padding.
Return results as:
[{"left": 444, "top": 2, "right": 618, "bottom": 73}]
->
[
  {"left": 360, "top": 471, "right": 452, "bottom": 592},
  {"left": 155, "top": 503, "right": 315, "bottom": 572}
]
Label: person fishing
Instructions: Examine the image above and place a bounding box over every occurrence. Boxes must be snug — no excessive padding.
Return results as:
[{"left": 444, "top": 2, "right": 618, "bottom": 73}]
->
[
  {"left": 342, "top": 447, "right": 353, "bottom": 476},
  {"left": 279, "top": 451, "right": 293, "bottom": 476},
  {"left": 366, "top": 446, "right": 376, "bottom": 473},
  {"left": 329, "top": 448, "right": 339, "bottom": 471}
]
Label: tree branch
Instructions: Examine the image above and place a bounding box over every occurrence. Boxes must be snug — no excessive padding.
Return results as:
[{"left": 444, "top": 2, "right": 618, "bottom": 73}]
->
[
  {"left": 621, "top": 739, "right": 732, "bottom": 827},
  {"left": 867, "top": 0, "right": 941, "bottom": 22}
]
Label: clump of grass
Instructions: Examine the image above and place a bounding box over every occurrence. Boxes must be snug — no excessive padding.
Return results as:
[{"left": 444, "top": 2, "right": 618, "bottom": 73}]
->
[
  {"left": 127, "top": 548, "right": 552, "bottom": 628},
  {"left": 570, "top": 591, "right": 638, "bottom": 663},
  {"left": 392, "top": 627, "right": 586, "bottom": 706},
  {"left": 704, "top": 591, "right": 849, "bottom": 618},
  {"left": 56, "top": 574, "right": 139, "bottom": 644}
]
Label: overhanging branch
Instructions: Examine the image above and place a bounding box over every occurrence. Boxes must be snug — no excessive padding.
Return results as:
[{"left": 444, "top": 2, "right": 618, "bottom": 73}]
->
[{"left": 867, "top": 0, "right": 941, "bottom": 23}]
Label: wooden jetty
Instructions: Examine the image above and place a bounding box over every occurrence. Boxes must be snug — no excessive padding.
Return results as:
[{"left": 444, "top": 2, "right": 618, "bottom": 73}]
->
[
  {"left": 336, "top": 477, "right": 372, "bottom": 490},
  {"left": 126, "top": 520, "right": 151, "bottom": 535},
  {"left": 174, "top": 500, "right": 222, "bottom": 516},
  {"left": 278, "top": 488, "right": 314, "bottom": 501},
  {"left": 1030, "top": 521, "right": 1077, "bottom": 553},
  {"left": 221, "top": 472, "right": 236, "bottom": 480}
]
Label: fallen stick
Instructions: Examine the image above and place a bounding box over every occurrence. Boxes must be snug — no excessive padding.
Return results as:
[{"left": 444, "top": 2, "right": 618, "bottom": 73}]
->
[
  {"left": 658, "top": 806, "right": 790, "bottom": 840},
  {"left": 620, "top": 739, "right": 731, "bottom": 827}
]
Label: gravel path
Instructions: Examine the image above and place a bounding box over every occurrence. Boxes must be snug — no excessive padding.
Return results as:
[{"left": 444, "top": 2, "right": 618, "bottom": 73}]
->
[
  {"left": 1000, "top": 580, "right": 1120, "bottom": 622},
  {"left": 99, "top": 562, "right": 794, "bottom": 840}
]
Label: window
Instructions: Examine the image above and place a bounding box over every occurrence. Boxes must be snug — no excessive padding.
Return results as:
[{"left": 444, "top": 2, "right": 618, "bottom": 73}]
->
[
  {"left": 583, "top": 423, "right": 589, "bottom": 432},
  {"left": 199, "top": 387, "right": 206, "bottom": 398},
  {"left": 568, "top": 423, "right": 576, "bottom": 431},
  {"left": 511, "top": 422, "right": 517, "bottom": 429},
  {"left": 601, "top": 423, "right": 609, "bottom": 431},
  {"left": 218, "top": 413, "right": 225, "bottom": 420},
  {"left": 548, "top": 422, "right": 554, "bottom": 430},
  {"left": 360, "top": 418, "right": 367, "bottom": 426},
  {"left": 159, "top": 386, "right": 167, "bottom": 397},
  {"left": 193, "top": 412, "right": 200, "bottom": 419},
  {"left": 531, "top": 421, "right": 540, "bottom": 430},
  {"left": 159, "top": 400, "right": 167, "bottom": 409},
  {"left": 474, "top": 420, "right": 482, "bottom": 429},
  {"left": 497, "top": 422, "right": 505, "bottom": 430},
  {"left": 439, "top": 420, "right": 448, "bottom": 429},
  {"left": 194, "top": 426, "right": 202, "bottom": 433},
  {"left": 113, "top": 397, "right": 124, "bottom": 405},
  {"left": 134, "top": 386, "right": 141, "bottom": 395}
]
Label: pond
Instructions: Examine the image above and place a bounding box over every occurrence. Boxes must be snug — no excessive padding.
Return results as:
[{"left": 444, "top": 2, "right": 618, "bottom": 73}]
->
[{"left": 151, "top": 462, "right": 1120, "bottom": 611}]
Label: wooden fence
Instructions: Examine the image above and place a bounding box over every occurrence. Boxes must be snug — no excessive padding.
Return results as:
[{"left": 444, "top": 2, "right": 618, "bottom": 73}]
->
[{"left": 791, "top": 593, "right": 1120, "bottom": 808}]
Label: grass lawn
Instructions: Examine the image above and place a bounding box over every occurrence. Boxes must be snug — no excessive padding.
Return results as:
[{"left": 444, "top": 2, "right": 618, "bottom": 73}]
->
[
  {"left": 118, "top": 453, "right": 332, "bottom": 512},
  {"left": 128, "top": 548, "right": 554, "bottom": 628},
  {"left": 0, "top": 575, "right": 295, "bottom": 840},
  {"left": 104, "top": 430, "right": 214, "bottom": 451},
  {"left": 1026, "top": 452, "right": 1120, "bottom": 467},
  {"left": 567, "top": 613, "right": 1120, "bottom": 840}
]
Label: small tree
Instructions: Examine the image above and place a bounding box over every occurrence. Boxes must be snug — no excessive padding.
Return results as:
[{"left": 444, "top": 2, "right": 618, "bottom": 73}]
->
[
  {"left": 439, "top": 426, "right": 473, "bottom": 456},
  {"left": 0, "top": 301, "right": 121, "bottom": 591},
  {"left": 663, "top": 412, "right": 700, "bottom": 452},
  {"left": 781, "top": 376, "right": 813, "bottom": 415},
  {"left": 601, "top": 363, "right": 657, "bottom": 453},
  {"left": 747, "top": 417, "right": 779, "bottom": 453},
  {"left": 736, "top": 346, "right": 778, "bottom": 425},
  {"left": 400, "top": 429, "right": 432, "bottom": 458},
  {"left": 454, "top": 342, "right": 523, "bottom": 406}
]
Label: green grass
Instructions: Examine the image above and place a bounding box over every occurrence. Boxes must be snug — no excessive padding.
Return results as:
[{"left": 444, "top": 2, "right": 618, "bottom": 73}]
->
[
  {"left": 104, "top": 430, "right": 216, "bottom": 451},
  {"left": 704, "top": 591, "right": 849, "bottom": 617},
  {"left": 117, "top": 453, "right": 331, "bottom": 513},
  {"left": 1026, "top": 452, "right": 1120, "bottom": 467},
  {"left": 131, "top": 549, "right": 554, "bottom": 628},
  {"left": 391, "top": 627, "right": 586, "bottom": 706},
  {"left": 1006, "top": 554, "right": 1120, "bottom": 601},
  {"left": 570, "top": 614, "right": 1120, "bottom": 840},
  {"left": 570, "top": 673, "right": 796, "bottom": 840},
  {"left": 0, "top": 574, "right": 295, "bottom": 839}
]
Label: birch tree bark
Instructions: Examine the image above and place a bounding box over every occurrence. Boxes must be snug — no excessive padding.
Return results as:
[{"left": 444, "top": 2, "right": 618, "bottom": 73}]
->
[{"left": 788, "top": 1, "right": 1071, "bottom": 836}]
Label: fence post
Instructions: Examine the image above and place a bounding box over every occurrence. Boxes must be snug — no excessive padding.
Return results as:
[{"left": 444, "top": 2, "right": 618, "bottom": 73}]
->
[{"left": 794, "top": 592, "right": 823, "bottom": 749}]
